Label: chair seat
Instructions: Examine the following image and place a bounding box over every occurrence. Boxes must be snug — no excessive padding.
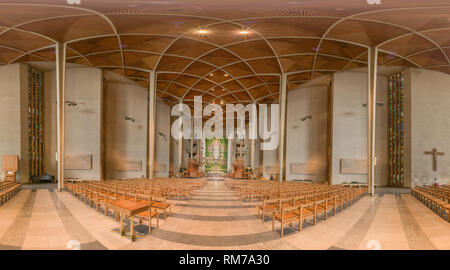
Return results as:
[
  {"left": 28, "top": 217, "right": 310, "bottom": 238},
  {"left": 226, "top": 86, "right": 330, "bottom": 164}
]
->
[
  {"left": 152, "top": 202, "right": 170, "bottom": 209},
  {"left": 280, "top": 202, "right": 293, "bottom": 208},
  {"left": 136, "top": 210, "right": 158, "bottom": 218},
  {"left": 295, "top": 208, "right": 313, "bottom": 217},
  {"left": 259, "top": 204, "right": 277, "bottom": 211},
  {"left": 273, "top": 212, "right": 298, "bottom": 221}
]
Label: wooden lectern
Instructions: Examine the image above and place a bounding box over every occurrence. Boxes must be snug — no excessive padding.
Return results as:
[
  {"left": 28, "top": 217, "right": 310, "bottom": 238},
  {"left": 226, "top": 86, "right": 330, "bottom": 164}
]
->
[{"left": 2, "top": 155, "right": 18, "bottom": 182}]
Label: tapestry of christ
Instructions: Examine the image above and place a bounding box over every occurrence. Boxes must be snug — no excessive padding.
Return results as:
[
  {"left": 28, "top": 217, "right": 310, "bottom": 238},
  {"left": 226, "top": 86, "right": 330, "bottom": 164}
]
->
[{"left": 205, "top": 138, "right": 228, "bottom": 174}]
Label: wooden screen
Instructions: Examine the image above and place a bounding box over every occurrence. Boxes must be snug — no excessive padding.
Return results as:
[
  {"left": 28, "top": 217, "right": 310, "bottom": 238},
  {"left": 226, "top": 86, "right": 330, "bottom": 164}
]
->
[
  {"left": 28, "top": 67, "right": 45, "bottom": 182},
  {"left": 388, "top": 72, "right": 405, "bottom": 187}
]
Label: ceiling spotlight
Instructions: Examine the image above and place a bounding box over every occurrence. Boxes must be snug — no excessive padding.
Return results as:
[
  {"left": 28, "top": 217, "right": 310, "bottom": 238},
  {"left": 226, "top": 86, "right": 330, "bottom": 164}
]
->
[
  {"left": 197, "top": 29, "right": 208, "bottom": 34},
  {"left": 224, "top": 74, "right": 229, "bottom": 77},
  {"left": 220, "top": 100, "right": 224, "bottom": 105},
  {"left": 209, "top": 73, "right": 214, "bottom": 77},
  {"left": 239, "top": 30, "right": 249, "bottom": 35}
]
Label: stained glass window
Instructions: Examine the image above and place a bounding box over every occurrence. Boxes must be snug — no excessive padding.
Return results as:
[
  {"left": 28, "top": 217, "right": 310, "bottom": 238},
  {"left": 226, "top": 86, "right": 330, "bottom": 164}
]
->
[
  {"left": 388, "top": 72, "right": 404, "bottom": 187},
  {"left": 28, "top": 67, "right": 44, "bottom": 183}
]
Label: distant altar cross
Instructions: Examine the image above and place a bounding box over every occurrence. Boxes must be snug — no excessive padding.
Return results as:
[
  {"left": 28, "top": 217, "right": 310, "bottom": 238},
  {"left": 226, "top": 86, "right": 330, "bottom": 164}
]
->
[{"left": 424, "top": 148, "right": 445, "bottom": 172}]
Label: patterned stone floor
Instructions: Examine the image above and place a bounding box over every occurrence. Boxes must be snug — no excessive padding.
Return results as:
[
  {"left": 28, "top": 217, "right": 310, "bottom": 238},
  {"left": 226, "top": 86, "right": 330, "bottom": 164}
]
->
[{"left": 0, "top": 180, "right": 449, "bottom": 250}]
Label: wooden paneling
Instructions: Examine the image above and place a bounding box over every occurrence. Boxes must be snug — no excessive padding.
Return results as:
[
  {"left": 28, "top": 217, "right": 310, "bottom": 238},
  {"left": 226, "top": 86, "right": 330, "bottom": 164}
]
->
[{"left": 2, "top": 155, "right": 18, "bottom": 171}]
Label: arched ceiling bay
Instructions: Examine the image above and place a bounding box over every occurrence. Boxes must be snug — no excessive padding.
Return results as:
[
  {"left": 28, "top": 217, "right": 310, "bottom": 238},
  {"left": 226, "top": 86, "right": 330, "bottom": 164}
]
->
[{"left": 0, "top": 0, "right": 448, "bottom": 107}]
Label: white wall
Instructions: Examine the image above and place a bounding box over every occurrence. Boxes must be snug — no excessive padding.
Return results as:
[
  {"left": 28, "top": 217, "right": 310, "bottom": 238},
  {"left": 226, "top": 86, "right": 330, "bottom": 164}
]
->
[
  {"left": 104, "top": 82, "right": 148, "bottom": 179},
  {"left": 0, "top": 64, "right": 28, "bottom": 182},
  {"left": 331, "top": 71, "right": 388, "bottom": 185},
  {"left": 286, "top": 85, "right": 329, "bottom": 183},
  {"left": 405, "top": 68, "right": 450, "bottom": 186},
  {"left": 154, "top": 100, "right": 170, "bottom": 177},
  {"left": 45, "top": 68, "right": 103, "bottom": 180}
]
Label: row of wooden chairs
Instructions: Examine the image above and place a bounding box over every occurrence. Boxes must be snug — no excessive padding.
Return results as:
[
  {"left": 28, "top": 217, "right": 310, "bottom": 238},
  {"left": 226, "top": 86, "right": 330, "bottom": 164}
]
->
[
  {"left": 0, "top": 181, "right": 22, "bottom": 206},
  {"left": 65, "top": 180, "right": 173, "bottom": 220},
  {"left": 412, "top": 185, "right": 450, "bottom": 222},
  {"left": 103, "top": 178, "right": 206, "bottom": 200},
  {"left": 64, "top": 178, "right": 205, "bottom": 236},
  {"left": 259, "top": 186, "right": 367, "bottom": 237},
  {"left": 64, "top": 181, "right": 170, "bottom": 235},
  {"left": 225, "top": 179, "right": 348, "bottom": 202}
]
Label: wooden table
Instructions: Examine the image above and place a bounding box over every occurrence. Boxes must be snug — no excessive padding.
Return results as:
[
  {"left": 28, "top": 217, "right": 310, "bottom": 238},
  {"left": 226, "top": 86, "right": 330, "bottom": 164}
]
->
[{"left": 105, "top": 199, "right": 149, "bottom": 241}]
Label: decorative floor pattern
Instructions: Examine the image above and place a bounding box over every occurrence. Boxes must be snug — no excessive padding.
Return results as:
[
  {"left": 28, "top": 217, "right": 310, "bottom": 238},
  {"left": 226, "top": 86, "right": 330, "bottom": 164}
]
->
[{"left": 0, "top": 180, "right": 449, "bottom": 250}]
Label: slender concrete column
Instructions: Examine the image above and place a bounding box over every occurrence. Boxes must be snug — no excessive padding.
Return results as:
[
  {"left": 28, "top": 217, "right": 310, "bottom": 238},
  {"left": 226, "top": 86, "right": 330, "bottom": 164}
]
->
[
  {"left": 367, "top": 47, "right": 378, "bottom": 195},
  {"left": 147, "top": 70, "right": 156, "bottom": 179},
  {"left": 177, "top": 103, "right": 184, "bottom": 175},
  {"left": 278, "top": 73, "right": 287, "bottom": 182},
  {"left": 250, "top": 139, "right": 255, "bottom": 169},
  {"left": 178, "top": 136, "right": 183, "bottom": 175},
  {"left": 56, "top": 42, "right": 66, "bottom": 191}
]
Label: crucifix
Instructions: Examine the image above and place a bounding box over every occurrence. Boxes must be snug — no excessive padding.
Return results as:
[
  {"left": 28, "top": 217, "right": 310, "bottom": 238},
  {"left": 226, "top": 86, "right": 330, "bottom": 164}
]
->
[{"left": 424, "top": 148, "right": 445, "bottom": 172}]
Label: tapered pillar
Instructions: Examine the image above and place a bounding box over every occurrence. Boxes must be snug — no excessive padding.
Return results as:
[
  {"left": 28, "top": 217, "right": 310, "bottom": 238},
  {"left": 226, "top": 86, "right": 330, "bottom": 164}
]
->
[
  {"left": 56, "top": 42, "right": 66, "bottom": 191},
  {"left": 147, "top": 70, "right": 156, "bottom": 179},
  {"left": 367, "top": 47, "right": 378, "bottom": 195},
  {"left": 278, "top": 73, "right": 287, "bottom": 182},
  {"left": 177, "top": 101, "right": 184, "bottom": 176},
  {"left": 250, "top": 139, "right": 255, "bottom": 169},
  {"left": 178, "top": 135, "right": 183, "bottom": 175},
  {"left": 250, "top": 110, "right": 256, "bottom": 170}
]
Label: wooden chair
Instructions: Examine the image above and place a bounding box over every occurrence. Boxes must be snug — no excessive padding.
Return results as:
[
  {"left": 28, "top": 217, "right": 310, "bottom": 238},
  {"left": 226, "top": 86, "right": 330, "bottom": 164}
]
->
[
  {"left": 272, "top": 205, "right": 300, "bottom": 237},
  {"left": 257, "top": 198, "right": 278, "bottom": 223},
  {"left": 135, "top": 195, "right": 159, "bottom": 235},
  {"left": 298, "top": 202, "right": 316, "bottom": 231},
  {"left": 151, "top": 196, "right": 172, "bottom": 220}
]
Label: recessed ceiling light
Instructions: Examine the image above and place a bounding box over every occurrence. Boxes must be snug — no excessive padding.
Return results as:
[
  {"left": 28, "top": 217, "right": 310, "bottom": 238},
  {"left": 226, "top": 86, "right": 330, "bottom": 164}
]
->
[
  {"left": 210, "top": 73, "right": 214, "bottom": 76},
  {"left": 239, "top": 30, "right": 249, "bottom": 35},
  {"left": 198, "top": 29, "right": 208, "bottom": 34},
  {"left": 224, "top": 74, "right": 228, "bottom": 77}
]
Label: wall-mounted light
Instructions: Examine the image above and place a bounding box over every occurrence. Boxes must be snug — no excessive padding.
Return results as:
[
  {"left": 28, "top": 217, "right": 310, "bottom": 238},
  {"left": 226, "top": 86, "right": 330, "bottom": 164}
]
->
[
  {"left": 362, "top": 102, "right": 384, "bottom": 107},
  {"left": 65, "top": 100, "right": 86, "bottom": 107},
  {"left": 125, "top": 116, "right": 136, "bottom": 122},
  {"left": 301, "top": 114, "right": 313, "bottom": 122}
]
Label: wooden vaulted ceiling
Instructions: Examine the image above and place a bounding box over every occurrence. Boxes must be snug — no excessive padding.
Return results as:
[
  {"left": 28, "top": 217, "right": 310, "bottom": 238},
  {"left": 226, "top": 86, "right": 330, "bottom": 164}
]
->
[{"left": 0, "top": 0, "right": 449, "bottom": 107}]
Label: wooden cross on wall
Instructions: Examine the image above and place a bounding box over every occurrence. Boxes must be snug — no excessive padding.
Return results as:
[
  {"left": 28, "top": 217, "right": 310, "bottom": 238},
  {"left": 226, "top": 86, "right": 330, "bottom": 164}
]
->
[{"left": 424, "top": 148, "right": 445, "bottom": 172}]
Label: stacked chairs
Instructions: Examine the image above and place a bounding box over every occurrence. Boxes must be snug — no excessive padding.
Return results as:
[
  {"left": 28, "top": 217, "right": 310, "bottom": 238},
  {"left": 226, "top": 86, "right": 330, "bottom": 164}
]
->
[
  {"left": 0, "top": 181, "right": 22, "bottom": 206},
  {"left": 412, "top": 185, "right": 450, "bottom": 222}
]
